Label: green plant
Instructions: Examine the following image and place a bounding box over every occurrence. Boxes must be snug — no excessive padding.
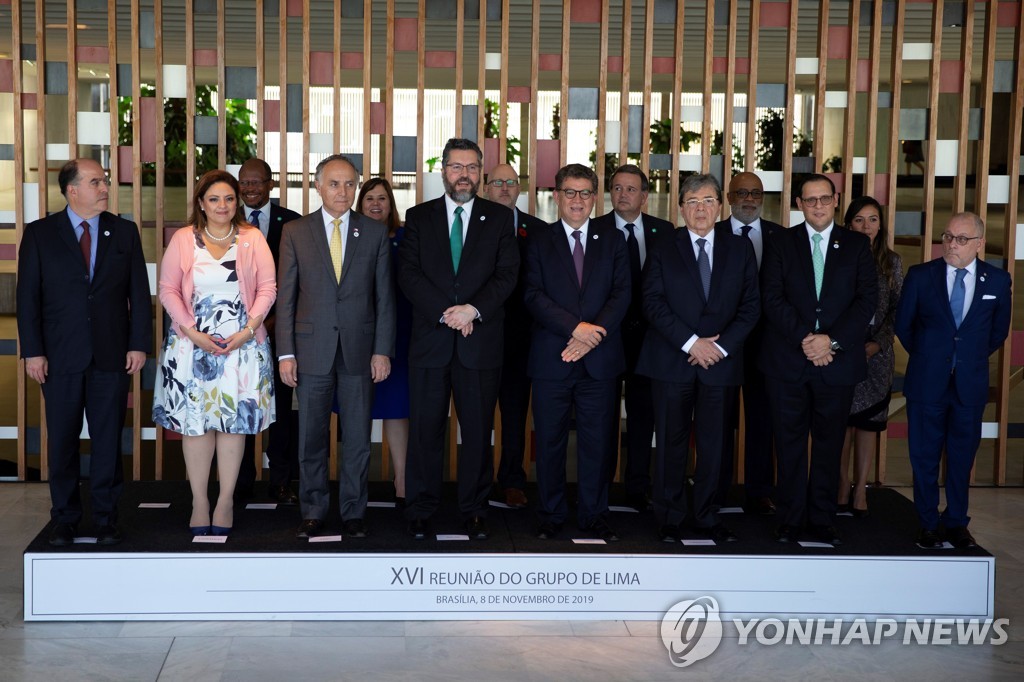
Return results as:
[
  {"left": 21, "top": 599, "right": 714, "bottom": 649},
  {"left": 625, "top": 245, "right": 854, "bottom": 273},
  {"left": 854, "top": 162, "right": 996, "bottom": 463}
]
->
[
  {"left": 551, "top": 103, "right": 561, "bottom": 140},
  {"left": 822, "top": 155, "right": 842, "bottom": 172},
  {"left": 118, "top": 84, "right": 256, "bottom": 186},
  {"left": 710, "top": 130, "right": 745, "bottom": 172},
  {"left": 648, "top": 119, "right": 701, "bottom": 155},
  {"left": 483, "top": 98, "right": 521, "bottom": 167},
  {"left": 753, "top": 109, "right": 814, "bottom": 171},
  {"left": 425, "top": 156, "right": 440, "bottom": 172}
]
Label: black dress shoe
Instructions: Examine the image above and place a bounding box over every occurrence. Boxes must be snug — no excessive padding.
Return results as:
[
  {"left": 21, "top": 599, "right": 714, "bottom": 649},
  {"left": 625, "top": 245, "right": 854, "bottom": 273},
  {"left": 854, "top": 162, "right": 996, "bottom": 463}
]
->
[
  {"left": 536, "top": 521, "right": 562, "bottom": 540},
  {"left": 465, "top": 516, "right": 489, "bottom": 540},
  {"left": 774, "top": 524, "right": 799, "bottom": 543},
  {"left": 585, "top": 519, "right": 621, "bottom": 542},
  {"left": 296, "top": 518, "right": 324, "bottom": 539},
  {"left": 946, "top": 526, "right": 977, "bottom": 549},
  {"left": 95, "top": 525, "right": 123, "bottom": 546},
  {"left": 808, "top": 524, "right": 842, "bottom": 546},
  {"left": 917, "top": 529, "right": 942, "bottom": 549},
  {"left": 626, "top": 492, "right": 653, "bottom": 513},
  {"left": 342, "top": 518, "right": 368, "bottom": 538},
  {"left": 408, "top": 518, "right": 430, "bottom": 540},
  {"left": 699, "top": 524, "right": 738, "bottom": 543},
  {"left": 745, "top": 497, "right": 777, "bottom": 516},
  {"left": 659, "top": 524, "right": 682, "bottom": 543},
  {"left": 48, "top": 523, "right": 77, "bottom": 547},
  {"left": 268, "top": 484, "right": 299, "bottom": 506}
]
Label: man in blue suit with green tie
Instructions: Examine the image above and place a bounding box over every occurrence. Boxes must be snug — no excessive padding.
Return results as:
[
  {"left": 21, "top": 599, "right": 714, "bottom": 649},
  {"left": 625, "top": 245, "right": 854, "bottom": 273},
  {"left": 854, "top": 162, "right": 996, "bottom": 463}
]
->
[{"left": 895, "top": 212, "right": 1011, "bottom": 549}]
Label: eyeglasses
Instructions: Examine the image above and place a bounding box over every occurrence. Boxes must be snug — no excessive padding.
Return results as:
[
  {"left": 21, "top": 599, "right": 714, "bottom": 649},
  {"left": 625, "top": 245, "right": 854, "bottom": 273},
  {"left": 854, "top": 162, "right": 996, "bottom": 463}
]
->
[
  {"left": 558, "top": 188, "right": 595, "bottom": 200},
  {"left": 682, "top": 197, "right": 718, "bottom": 208},
  {"left": 800, "top": 194, "right": 835, "bottom": 207},
  {"left": 732, "top": 189, "right": 763, "bottom": 200},
  {"left": 238, "top": 179, "right": 271, "bottom": 187},
  {"left": 941, "top": 233, "right": 982, "bottom": 246},
  {"left": 445, "top": 163, "right": 481, "bottom": 174},
  {"left": 488, "top": 179, "right": 519, "bottom": 188}
]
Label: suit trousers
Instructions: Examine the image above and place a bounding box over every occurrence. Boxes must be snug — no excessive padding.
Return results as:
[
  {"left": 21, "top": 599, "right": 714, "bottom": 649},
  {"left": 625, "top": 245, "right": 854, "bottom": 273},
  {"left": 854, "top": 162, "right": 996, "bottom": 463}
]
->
[
  {"left": 651, "top": 378, "right": 734, "bottom": 528},
  {"left": 295, "top": 345, "right": 374, "bottom": 522},
  {"left": 620, "top": 324, "right": 655, "bottom": 494},
  {"left": 41, "top": 366, "right": 128, "bottom": 525},
  {"left": 719, "top": 356, "right": 775, "bottom": 503},
  {"left": 497, "top": 349, "right": 531, "bottom": 490},
  {"left": 405, "top": 358, "right": 500, "bottom": 521},
  {"left": 907, "top": 380, "right": 985, "bottom": 530},
  {"left": 767, "top": 375, "right": 853, "bottom": 528},
  {"left": 240, "top": 349, "right": 299, "bottom": 490},
  {"left": 532, "top": 365, "right": 618, "bottom": 528}
]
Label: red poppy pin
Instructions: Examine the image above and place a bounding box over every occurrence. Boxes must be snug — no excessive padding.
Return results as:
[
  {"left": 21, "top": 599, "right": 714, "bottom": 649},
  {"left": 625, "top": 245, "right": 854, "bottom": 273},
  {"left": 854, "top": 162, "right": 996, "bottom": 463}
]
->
[{"left": 518, "top": 227, "right": 528, "bottom": 238}]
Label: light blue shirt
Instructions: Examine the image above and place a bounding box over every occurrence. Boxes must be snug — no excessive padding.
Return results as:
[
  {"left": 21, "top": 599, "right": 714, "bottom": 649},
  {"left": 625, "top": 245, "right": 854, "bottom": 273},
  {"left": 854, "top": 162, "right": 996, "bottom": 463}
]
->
[{"left": 67, "top": 206, "right": 98, "bottom": 280}]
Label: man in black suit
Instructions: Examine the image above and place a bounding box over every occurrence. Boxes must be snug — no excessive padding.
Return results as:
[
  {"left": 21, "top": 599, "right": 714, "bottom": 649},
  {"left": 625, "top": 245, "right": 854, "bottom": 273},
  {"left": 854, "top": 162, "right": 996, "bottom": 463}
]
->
[
  {"left": 592, "top": 165, "right": 674, "bottom": 512},
  {"left": 398, "top": 138, "right": 519, "bottom": 540},
  {"left": 236, "top": 157, "right": 303, "bottom": 505},
  {"left": 637, "top": 174, "right": 760, "bottom": 543},
  {"left": 715, "top": 171, "right": 783, "bottom": 515},
  {"left": 759, "top": 174, "right": 877, "bottom": 545},
  {"left": 524, "top": 164, "right": 631, "bottom": 542},
  {"left": 483, "top": 162, "right": 547, "bottom": 510},
  {"left": 17, "top": 158, "right": 152, "bottom": 546}
]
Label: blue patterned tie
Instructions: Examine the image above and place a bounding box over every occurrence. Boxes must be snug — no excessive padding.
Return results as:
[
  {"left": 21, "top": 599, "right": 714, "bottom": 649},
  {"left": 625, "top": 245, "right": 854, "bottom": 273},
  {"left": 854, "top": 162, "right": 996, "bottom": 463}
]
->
[
  {"left": 248, "top": 209, "right": 260, "bottom": 228},
  {"left": 696, "top": 237, "right": 711, "bottom": 301}
]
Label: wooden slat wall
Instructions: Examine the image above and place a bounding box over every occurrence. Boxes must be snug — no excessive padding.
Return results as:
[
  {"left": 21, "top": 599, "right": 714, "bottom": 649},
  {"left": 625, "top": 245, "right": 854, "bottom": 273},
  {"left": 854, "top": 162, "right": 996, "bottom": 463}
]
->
[{"left": 7, "top": 0, "right": 1022, "bottom": 487}]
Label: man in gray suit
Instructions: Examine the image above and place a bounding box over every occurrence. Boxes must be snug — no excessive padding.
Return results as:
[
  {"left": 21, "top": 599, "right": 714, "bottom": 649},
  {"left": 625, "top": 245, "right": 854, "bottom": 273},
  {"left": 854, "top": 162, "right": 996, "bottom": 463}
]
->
[{"left": 276, "top": 154, "right": 396, "bottom": 539}]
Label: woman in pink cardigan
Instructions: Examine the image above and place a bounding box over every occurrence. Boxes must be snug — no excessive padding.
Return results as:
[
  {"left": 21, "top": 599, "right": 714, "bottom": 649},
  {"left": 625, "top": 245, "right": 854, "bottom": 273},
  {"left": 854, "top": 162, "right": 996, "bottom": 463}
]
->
[{"left": 154, "top": 170, "right": 277, "bottom": 537}]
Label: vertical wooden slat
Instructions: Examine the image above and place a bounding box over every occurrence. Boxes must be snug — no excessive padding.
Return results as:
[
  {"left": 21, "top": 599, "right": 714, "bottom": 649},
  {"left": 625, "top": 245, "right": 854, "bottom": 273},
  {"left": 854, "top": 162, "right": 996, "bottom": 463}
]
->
[
  {"left": 595, "top": 0, "right": 608, "bottom": 214},
  {"left": 333, "top": 0, "right": 342, "bottom": 152},
  {"left": 498, "top": 0, "right": 510, "bottom": 165},
  {"left": 477, "top": 0, "right": 487, "bottom": 143},
  {"left": 454, "top": 0, "right": 464, "bottom": 138},
  {"left": 640, "top": 0, "right": 654, "bottom": 178},
  {"left": 618, "top": 0, "right": 632, "bottom": 167},
  {"left": 363, "top": 0, "right": 372, "bottom": 175},
  {"left": 106, "top": 0, "right": 118, "bottom": 211},
  {"left": 130, "top": 0, "right": 143, "bottom": 480},
  {"left": 975, "top": 1, "right": 999, "bottom": 225},
  {"left": 384, "top": 0, "right": 394, "bottom": 183},
  {"left": 863, "top": 0, "right": 882, "bottom": 208},
  {"left": 186, "top": 0, "right": 196, "bottom": 203},
  {"left": 744, "top": 0, "right": 760, "bottom": 176},
  {"left": 256, "top": 0, "right": 265, "bottom": 159},
  {"left": 67, "top": 0, "right": 78, "bottom": 152},
  {"left": 669, "top": 0, "right": 683, "bottom": 201},
  {"left": 13, "top": 0, "right": 26, "bottom": 480},
  {"left": 951, "top": 1, "right": 976, "bottom": 213},
  {"left": 780, "top": 0, "right": 798, "bottom": 218},
  {"left": 920, "top": 1, "right": 943, "bottom": 266},
  {"left": 154, "top": 0, "right": 166, "bottom": 479},
  {"left": 721, "top": 0, "right": 738, "bottom": 207},
  {"left": 278, "top": 0, "right": 289, "bottom": 208},
  {"left": 559, "top": 1, "right": 570, "bottom": 168},
  {"left": 700, "top": 0, "right": 714, "bottom": 175},
  {"left": 35, "top": 0, "right": 48, "bottom": 480},
  {"left": 301, "top": 3, "right": 310, "bottom": 215},
  {"left": 217, "top": 0, "right": 226, "bottom": 169},
  {"left": 813, "top": 0, "right": 830, "bottom": 182},
  {"left": 884, "top": 1, "right": 906, "bottom": 236},
  {"left": 415, "top": 0, "right": 425, "bottom": 204},
  {"left": 527, "top": 0, "right": 539, "bottom": 214},
  {"left": 841, "top": 0, "right": 858, "bottom": 209}
]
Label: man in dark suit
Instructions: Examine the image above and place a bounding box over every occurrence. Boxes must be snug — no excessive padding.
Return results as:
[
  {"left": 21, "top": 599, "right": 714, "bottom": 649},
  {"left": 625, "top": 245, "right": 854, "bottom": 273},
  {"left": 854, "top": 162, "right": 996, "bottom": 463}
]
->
[
  {"left": 759, "top": 174, "right": 876, "bottom": 545},
  {"left": 236, "top": 157, "right": 303, "bottom": 505},
  {"left": 895, "top": 212, "right": 1011, "bottom": 549},
  {"left": 483, "top": 162, "right": 547, "bottom": 510},
  {"left": 399, "top": 138, "right": 519, "bottom": 540},
  {"left": 276, "top": 154, "right": 396, "bottom": 539},
  {"left": 17, "top": 158, "right": 152, "bottom": 546},
  {"left": 591, "top": 165, "right": 674, "bottom": 512},
  {"left": 637, "top": 174, "right": 760, "bottom": 543},
  {"left": 715, "top": 171, "right": 783, "bottom": 515},
  {"left": 524, "top": 164, "right": 631, "bottom": 542}
]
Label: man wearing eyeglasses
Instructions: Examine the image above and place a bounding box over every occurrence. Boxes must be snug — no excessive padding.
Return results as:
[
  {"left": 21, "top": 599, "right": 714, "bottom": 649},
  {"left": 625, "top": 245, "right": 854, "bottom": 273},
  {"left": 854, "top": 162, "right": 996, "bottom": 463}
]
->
[
  {"left": 399, "top": 138, "right": 519, "bottom": 540},
  {"left": 483, "top": 163, "right": 547, "bottom": 510},
  {"left": 895, "top": 212, "right": 1011, "bottom": 549},
  {"left": 759, "top": 173, "right": 877, "bottom": 546},
  {"left": 715, "top": 172, "right": 784, "bottom": 516},
  {"left": 236, "top": 158, "right": 303, "bottom": 506},
  {"left": 636, "top": 174, "right": 760, "bottom": 544},
  {"left": 17, "top": 158, "right": 152, "bottom": 546},
  {"left": 523, "top": 164, "right": 631, "bottom": 542},
  {"left": 591, "top": 165, "right": 674, "bottom": 513}
]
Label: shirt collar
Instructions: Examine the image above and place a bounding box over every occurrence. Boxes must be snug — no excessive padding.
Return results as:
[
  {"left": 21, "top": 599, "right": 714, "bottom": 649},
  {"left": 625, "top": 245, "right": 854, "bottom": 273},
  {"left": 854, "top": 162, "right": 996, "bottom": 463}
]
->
[
  {"left": 562, "top": 219, "right": 590, "bottom": 239},
  {"left": 321, "top": 207, "right": 349, "bottom": 227},
  {"left": 246, "top": 202, "right": 271, "bottom": 219},
  {"left": 730, "top": 215, "right": 760, "bottom": 231},
  {"left": 947, "top": 259, "right": 978, "bottom": 277},
  {"left": 614, "top": 212, "right": 643, "bottom": 230},
  {"left": 687, "top": 228, "right": 716, "bottom": 247},
  {"left": 805, "top": 221, "right": 834, "bottom": 243},
  {"left": 67, "top": 206, "right": 98, "bottom": 230},
  {"left": 445, "top": 195, "right": 475, "bottom": 220}
]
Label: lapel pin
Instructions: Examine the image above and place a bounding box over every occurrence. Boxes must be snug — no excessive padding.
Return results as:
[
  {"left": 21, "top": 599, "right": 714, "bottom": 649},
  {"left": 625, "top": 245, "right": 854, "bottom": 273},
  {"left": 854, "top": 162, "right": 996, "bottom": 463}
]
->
[
  {"left": 243, "top": 242, "right": 250, "bottom": 247},
  {"left": 480, "top": 215, "right": 485, "bottom": 221},
  {"left": 104, "top": 231, "right": 110, "bottom": 236},
  {"left": 592, "top": 234, "right": 599, "bottom": 240},
  {"left": 832, "top": 241, "right": 839, "bottom": 249},
  {"left": 980, "top": 273, "right": 986, "bottom": 282},
  {"left": 353, "top": 229, "right": 360, "bottom": 238},
  {"left": 652, "top": 228, "right": 657, "bottom": 233}
]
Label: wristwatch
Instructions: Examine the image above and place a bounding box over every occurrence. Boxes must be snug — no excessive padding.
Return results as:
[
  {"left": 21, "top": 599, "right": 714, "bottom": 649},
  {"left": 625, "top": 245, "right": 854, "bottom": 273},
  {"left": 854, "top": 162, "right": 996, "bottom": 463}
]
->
[{"left": 829, "top": 337, "right": 842, "bottom": 352}]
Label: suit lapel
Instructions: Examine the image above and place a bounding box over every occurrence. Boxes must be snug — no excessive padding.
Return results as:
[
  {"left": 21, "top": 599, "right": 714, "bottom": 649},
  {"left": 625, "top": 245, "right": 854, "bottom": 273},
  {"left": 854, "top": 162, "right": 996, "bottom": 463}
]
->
[
  {"left": 708, "top": 229, "right": 729, "bottom": 300},
  {"left": 580, "top": 223, "right": 602, "bottom": 291},
  {"left": 931, "top": 258, "right": 957, "bottom": 328},
  {"left": 56, "top": 209, "right": 84, "bottom": 269},
  {"left": 794, "top": 223, "right": 818, "bottom": 301},
  {"left": 820, "top": 225, "right": 846, "bottom": 296},
  {"left": 93, "top": 212, "right": 114, "bottom": 279},
  {"left": 960, "top": 260, "right": 992, "bottom": 327},
  {"left": 307, "top": 213, "right": 337, "bottom": 284},
  {"left": 338, "top": 211, "right": 362, "bottom": 287},
  {"left": 551, "top": 222, "right": 580, "bottom": 290},
  {"left": 674, "top": 230, "right": 707, "bottom": 303},
  {"left": 432, "top": 198, "right": 458, "bottom": 278}
]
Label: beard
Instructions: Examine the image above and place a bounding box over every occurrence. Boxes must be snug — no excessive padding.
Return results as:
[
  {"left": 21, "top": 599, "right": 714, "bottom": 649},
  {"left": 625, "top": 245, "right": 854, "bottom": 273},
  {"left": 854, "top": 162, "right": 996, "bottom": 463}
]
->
[
  {"left": 444, "top": 175, "right": 480, "bottom": 203},
  {"left": 730, "top": 205, "right": 760, "bottom": 225}
]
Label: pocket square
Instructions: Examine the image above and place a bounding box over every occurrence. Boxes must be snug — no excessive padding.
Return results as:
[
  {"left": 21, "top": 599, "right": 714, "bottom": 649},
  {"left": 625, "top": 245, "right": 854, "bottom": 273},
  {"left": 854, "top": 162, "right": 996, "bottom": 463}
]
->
[{"left": 982, "top": 294, "right": 997, "bottom": 300}]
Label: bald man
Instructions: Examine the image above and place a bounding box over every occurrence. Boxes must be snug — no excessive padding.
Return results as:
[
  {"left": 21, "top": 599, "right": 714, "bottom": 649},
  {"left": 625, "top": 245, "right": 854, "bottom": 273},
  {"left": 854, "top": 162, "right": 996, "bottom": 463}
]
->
[
  {"left": 715, "top": 172, "right": 784, "bottom": 516},
  {"left": 483, "top": 164, "right": 547, "bottom": 509}
]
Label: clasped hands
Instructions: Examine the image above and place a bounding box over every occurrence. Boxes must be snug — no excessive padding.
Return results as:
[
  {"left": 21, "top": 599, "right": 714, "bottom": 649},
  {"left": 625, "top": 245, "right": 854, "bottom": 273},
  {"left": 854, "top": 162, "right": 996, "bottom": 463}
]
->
[
  {"left": 443, "top": 304, "right": 477, "bottom": 337},
  {"left": 802, "top": 333, "right": 834, "bottom": 366},
  {"left": 562, "top": 322, "right": 606, "bottom": 362},
  {"left": 687, "top": 335, "right": 723, "bottom": 369}
]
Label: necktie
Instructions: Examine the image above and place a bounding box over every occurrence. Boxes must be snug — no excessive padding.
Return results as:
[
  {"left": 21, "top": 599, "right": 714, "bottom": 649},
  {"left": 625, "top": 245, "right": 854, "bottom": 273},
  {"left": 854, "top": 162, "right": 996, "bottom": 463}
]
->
[
  {"left": 451, "top": 206, "right": 464, "bottom": 271},
  {"left": 329, "top": 217, "right": 343, "bottom": 282},
  {"left": 248, "top": 209, "right": 261, "bottom": 228},
  {"left": 811, "top": 233, "right": 824, "bottom": 299},
  {"left": 950, "top": 268, "right": 967, "bottom": 328},
  {"left": 571, "top": 230, "right": 585, "bottom": 286},
  {"left": 696, "top": 237, "right": 711, "bottom": 301},
  {"left": 741, "top": 224, "right": 752, "bottom": 238},
  {"left": 625, "top": 223, "right": 642, "bottom": 307},
  {"left": 79, "top": 221, "right": 91, "bottom": 276}
]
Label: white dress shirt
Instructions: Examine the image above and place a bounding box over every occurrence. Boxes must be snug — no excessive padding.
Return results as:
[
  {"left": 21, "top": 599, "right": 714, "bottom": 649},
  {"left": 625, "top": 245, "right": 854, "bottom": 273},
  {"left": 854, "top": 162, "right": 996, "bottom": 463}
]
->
[
  {"left": 947, "top": 258, "right": 978, "bottom": 319},
  {"left": 614, "top": 213, "right": 647, "bottom": 267},
  {"left": 731, "top": 215, "right": 763, "bottom": 268},
  {"left": 681, "top": 228, "right": 727, "bottom": 357}
]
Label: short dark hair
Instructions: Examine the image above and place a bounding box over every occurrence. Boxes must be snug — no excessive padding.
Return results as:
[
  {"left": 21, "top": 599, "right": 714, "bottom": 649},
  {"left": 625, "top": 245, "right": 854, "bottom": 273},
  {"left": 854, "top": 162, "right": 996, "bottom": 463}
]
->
[
  {"left": 678, "top": 173, "right": 722, "bottom": 205},
  {"left": 555, "top": 164, "right": 598, "bottom": 192},
  {"left": 58, "top": 160, "right": 81, "bottom": 197},
  {"left": 610, "top": 164, "right": 650, "bottom": 192},
  {"left": 441, "top": 138, "right": 483, "bottom": 167},
  {"left": 315, "top": 154, "right": 359, "bottom": 184},
  {"left": 241, "top": 158, "right": 273, "bottom": 180},
  {"left": 188, "top": 169, "right": 246, "bottom": 233},
  {"left": 799, "top": 173, "right": 836, "bottom": 197}
]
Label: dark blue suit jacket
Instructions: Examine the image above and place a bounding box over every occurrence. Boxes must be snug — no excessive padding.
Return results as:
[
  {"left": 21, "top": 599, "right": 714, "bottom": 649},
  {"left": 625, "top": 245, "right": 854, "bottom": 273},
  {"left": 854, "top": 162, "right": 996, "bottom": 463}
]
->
[
  {"left": 895, "top": 257, "right": 1011, "bottom": 406},
  {"left": 524, "top": 219, "right": 631, "bottom": 381},
  {"left": 758, "top": 223, "right": 877, "bottom": 386},
  {"left": 636, "top": 225, "right": 760, "bottom": 386}
]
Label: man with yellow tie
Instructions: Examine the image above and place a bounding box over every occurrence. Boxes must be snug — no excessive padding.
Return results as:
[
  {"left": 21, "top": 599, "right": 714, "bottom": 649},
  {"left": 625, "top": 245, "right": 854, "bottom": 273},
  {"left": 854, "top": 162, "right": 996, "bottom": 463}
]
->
[{"left": 276, "top": 154, "right": 396, "bottom": 539}]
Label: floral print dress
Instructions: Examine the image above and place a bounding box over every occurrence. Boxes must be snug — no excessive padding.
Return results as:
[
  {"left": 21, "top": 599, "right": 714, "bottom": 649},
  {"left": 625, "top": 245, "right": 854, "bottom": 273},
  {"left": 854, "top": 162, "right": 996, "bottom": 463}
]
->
[{"left": 153, "top": 239, "right": 275, "bottom": 435}]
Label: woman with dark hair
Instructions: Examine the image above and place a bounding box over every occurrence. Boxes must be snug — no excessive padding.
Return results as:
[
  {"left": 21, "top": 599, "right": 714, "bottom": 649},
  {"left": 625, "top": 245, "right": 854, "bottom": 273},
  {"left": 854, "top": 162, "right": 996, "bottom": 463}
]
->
[
  {"left": 837, "top": 195, "right": 903, "bottom": 517},
  {"left": 357, "top": 178, "right": 411, "bottom": 506},
  {"left": 154, "top": 169, "right": 277, "bottom": 536}
]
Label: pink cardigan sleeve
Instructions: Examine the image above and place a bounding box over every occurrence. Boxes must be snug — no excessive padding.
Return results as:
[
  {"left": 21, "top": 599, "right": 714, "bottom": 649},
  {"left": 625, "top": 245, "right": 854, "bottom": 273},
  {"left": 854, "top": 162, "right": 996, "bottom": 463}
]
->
[
  {"left": 158, "top": 227, "right": 195, "bottom": 332},
  {"left": 246, "top": 229, "right": 277, "bottom": 321}
]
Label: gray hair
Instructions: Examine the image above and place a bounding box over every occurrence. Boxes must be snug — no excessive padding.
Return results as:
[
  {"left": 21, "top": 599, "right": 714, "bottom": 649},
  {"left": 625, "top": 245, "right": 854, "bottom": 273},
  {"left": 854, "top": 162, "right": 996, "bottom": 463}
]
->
[
  {"left": 314, "top": 154, "right": 358, "bottom": 184},
  {"left": 678, "top": 173, "right": 722, "bottom": 205}
]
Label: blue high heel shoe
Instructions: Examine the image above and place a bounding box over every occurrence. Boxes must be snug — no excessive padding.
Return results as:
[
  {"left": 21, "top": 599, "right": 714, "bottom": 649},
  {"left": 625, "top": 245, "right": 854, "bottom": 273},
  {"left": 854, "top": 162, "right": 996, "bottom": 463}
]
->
[
  {"left": 191, "top": 525, "right": 211, "bottom": 536},
  {"left": 211, "top": 525, "right": 232, "bottom": 536}
]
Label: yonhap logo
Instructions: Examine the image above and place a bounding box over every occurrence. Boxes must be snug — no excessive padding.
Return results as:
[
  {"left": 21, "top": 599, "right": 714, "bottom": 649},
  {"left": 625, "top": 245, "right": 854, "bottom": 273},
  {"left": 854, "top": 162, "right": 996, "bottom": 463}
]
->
[{"left": 660, "top": 596, "right": 724, "bottom": 667}]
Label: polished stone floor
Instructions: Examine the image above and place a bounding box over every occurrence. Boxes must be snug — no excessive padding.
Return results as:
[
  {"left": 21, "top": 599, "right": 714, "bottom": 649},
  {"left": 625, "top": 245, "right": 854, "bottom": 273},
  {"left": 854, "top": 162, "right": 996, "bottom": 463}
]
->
[{"left": 1, "top": 482, "right": 1023, "bottom": 681}]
